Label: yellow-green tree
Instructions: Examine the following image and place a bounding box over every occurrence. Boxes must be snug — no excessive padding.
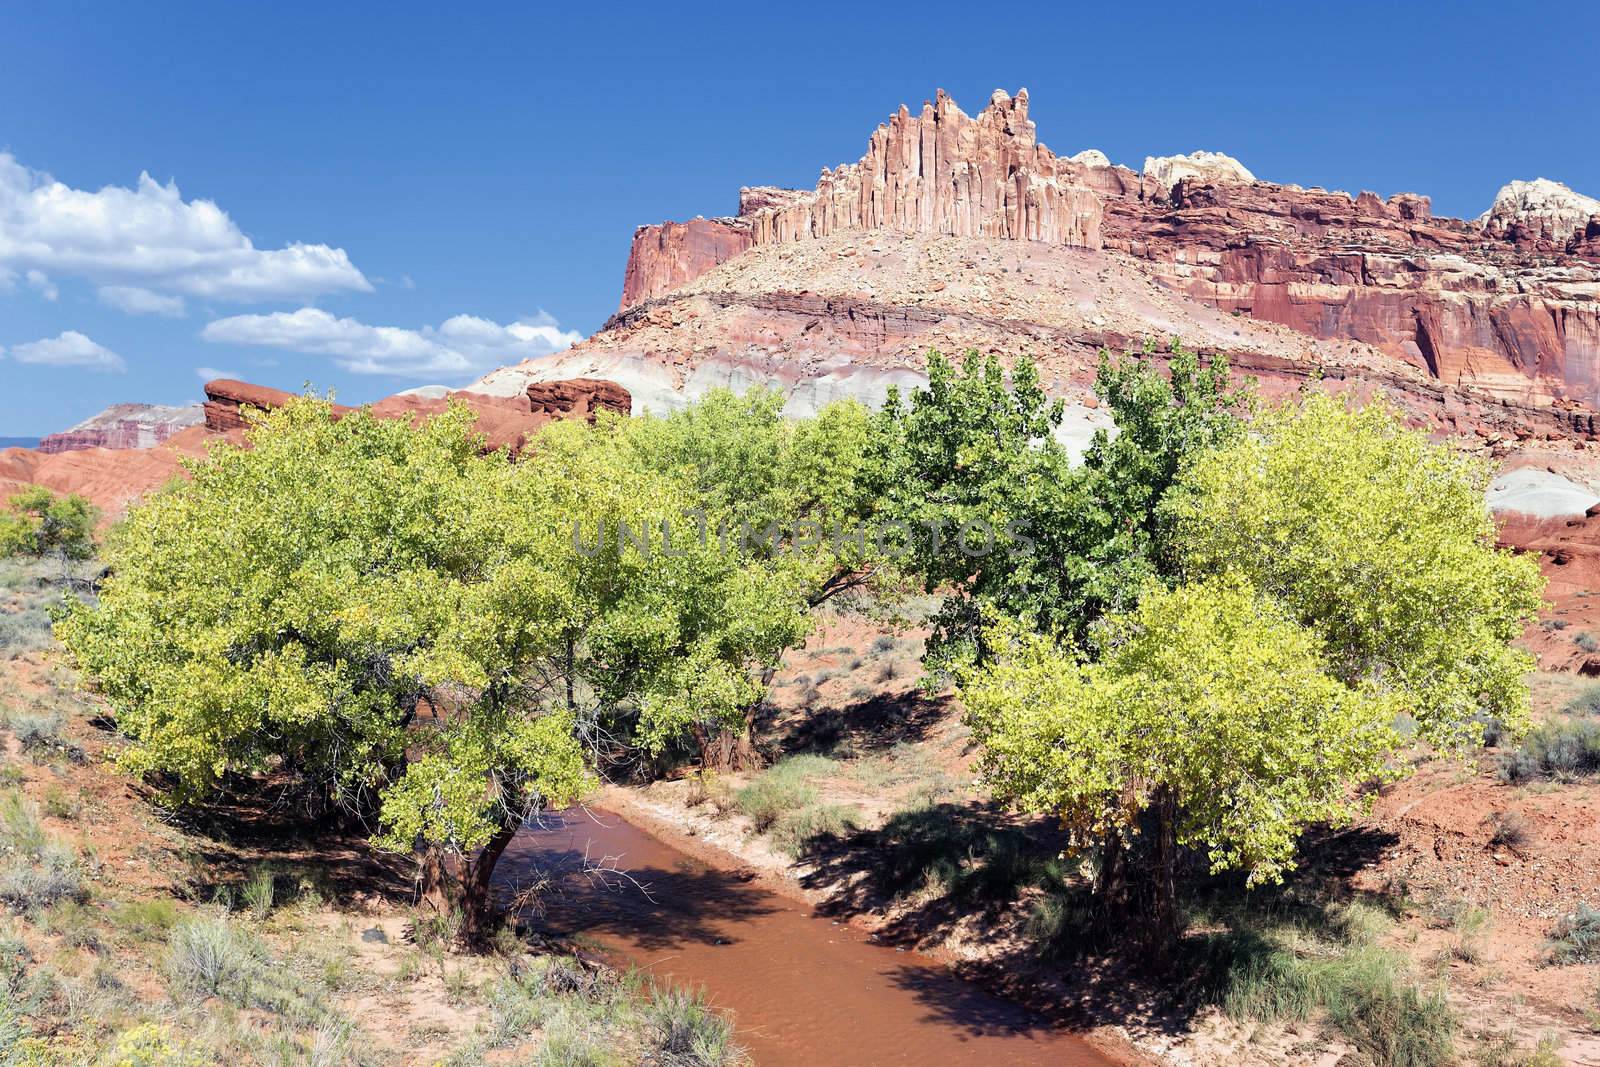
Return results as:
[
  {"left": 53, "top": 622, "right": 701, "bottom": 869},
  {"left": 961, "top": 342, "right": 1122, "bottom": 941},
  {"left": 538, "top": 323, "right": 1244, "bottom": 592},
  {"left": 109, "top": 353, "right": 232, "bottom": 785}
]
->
[
  {"left": 1168, "top": 393, "right": 1544, "bottom": 751},
  {"left": 963, "top": 578, "right": 1400, "bottom": 937},
  {"left": 58, "top": 398, "right": 811, "bottom": 939},
  {"left": 0, "top": 486, "right": 96, "bottom": 561}
]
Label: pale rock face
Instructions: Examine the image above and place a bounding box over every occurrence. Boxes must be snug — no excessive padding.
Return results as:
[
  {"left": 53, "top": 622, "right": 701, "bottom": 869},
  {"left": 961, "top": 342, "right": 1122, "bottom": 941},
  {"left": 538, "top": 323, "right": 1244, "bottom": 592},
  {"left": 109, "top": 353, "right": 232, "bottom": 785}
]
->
[
  {"left": 1485, "top": 467, "right": 1600, "bottom": 519},
  {"left": 1480, "top": 178, "right": 1600, "bottom": 245},
  {"left": 1068, "top": 149, "right": 1111, "bottom": 167},
  {"left": 1142, "top": 151, "right": 1256, "bottom": 192}
]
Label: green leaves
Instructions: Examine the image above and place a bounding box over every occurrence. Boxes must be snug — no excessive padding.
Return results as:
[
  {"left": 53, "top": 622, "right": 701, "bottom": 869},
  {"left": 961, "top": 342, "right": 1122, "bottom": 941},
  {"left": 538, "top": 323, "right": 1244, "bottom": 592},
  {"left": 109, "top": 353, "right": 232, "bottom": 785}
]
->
[
  {"left": 0, "top": 486, "right": 96, "bottom": 561},
  {"left": 1168, "top": 392, "right": 1544, "bottom": 751},
  {"left": 965, "top": 577, "right": 1401, "bottom": 886}
]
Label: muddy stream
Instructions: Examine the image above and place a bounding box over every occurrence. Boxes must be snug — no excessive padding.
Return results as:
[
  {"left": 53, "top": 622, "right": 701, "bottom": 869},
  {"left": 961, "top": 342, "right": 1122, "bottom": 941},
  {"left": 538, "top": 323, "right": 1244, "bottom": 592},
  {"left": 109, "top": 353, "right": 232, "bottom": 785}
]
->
[{"left": 504, "top": 808, "right": 1117, "bottom": 1066}]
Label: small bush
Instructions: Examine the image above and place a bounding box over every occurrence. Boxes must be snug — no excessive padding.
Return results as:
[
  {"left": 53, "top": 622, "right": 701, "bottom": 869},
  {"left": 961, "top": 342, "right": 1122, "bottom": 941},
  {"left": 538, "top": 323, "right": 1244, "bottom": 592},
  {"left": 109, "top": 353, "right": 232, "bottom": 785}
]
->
[
  {"left": 165, "top": 914, "right": 258, "bottom": 996},
  {"left": 113, "top": 899, "right": 180, "bottom": 940},
  {"left": 1486, "top": 812, "right": 1533, "bottom": 855},
  {"left": 1577, "top": 632, "right": 1600, "bottom": 652},
  {"left": 40, "top": 786, "right": 79, "bottom": 821},
  {"left": 644, "top": 982, "right": 745, "bottom": 1066},
  {"left": 1564, "top": 684, "right": 1600, "bottom": 716},
  {"left": 874, "top": 659, "right": 903, "bottom": 683},
  {"left": 768, "top": 804, "right": 860, "bottom": 858},
  {"left": 870, "top": 635, "right": 899, "bottom": 654},
  {"left": 1498, "top": 719, "right": 1600, "bottom": 782},
  {"left": 242, "top": 866, "right": 276, "bottom": 920},
  {"left": 1545, "top": 904, "right": 1600, "bottom": 966},
  {"left": 0, "top": 794, "right": 46, "bottom": 856},
  {"left": 733, "top": 757, "right": 832, "bottom": 832},
  {"left": 0, "top": 842, "right": 84, "bottom": 911}
]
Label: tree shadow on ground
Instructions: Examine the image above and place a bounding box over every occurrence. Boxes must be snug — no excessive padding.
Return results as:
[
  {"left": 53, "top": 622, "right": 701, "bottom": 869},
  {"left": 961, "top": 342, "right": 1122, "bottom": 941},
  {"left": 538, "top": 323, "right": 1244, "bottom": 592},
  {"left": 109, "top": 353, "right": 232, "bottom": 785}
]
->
[
  {"left": 795, "top": 799, "right": 1402, "bottom": 1035},
  {"left": 777, "top": 688, "right": 954, "bottom": 757},
  {"left": 139, "top": 774, "right": 414, "bottom": 909}
]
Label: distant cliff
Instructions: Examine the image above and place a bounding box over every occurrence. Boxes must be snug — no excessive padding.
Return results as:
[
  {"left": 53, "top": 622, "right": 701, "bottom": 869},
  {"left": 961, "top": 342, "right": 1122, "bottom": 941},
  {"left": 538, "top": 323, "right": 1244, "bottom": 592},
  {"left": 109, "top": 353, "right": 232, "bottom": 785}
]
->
[
  {"left": 616, "top": 88, "right": 1600, "bottom": 410},
  {"left": 38, "top": 403, "right": 203, "bottom": 454}
]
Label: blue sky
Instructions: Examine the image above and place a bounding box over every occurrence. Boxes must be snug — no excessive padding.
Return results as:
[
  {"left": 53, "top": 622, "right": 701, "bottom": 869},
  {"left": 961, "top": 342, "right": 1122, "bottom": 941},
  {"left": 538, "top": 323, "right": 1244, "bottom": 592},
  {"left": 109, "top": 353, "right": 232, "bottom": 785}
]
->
[{"left": 1, "top": 1, "right": 1596, "bottom": 434}]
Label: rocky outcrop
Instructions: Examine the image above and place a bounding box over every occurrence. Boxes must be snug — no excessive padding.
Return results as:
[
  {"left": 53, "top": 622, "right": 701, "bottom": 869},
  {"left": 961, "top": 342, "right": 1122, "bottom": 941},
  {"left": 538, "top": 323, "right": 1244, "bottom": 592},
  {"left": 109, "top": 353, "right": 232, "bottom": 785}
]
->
[
  {"left": 1141, "top": 151, "right": 1255, "bottom": 193},
  {"left": 524, "top": 378, "right": 631, "bottom": 420},
  {"left": 1480, "top": 178, "right": 1600, "bottom": 248},
  {"left": 38, "top": 403, "right": 203, "bottom": 453},
  {"left": 1095, "top": 176, "right": 1600, "bottom": 407},
  {"left": 620, "top": 219, "right": 753, "bottom": 311},
  {"left": 201, "top": 377, "right": 632, "bottom": 455},
  {"left": 619, "top": 89, "right": 1104, "bottom": 308},
  {"left": 612, "top": 87, "right": 1600, "bottom": 410}
]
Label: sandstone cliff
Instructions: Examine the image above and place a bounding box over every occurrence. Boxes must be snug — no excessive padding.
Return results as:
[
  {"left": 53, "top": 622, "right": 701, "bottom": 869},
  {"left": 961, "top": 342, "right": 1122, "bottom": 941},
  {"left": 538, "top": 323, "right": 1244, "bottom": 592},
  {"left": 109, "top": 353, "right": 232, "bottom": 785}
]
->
[
  {"left": 38, "top": 403, "right": 203, "bottom": 454},
  {"left": 614, "top": 88, "right": 1600, "bottom": 413},
  {"left": 618, "top": 89, "right": 1105, "bottom": 309}
]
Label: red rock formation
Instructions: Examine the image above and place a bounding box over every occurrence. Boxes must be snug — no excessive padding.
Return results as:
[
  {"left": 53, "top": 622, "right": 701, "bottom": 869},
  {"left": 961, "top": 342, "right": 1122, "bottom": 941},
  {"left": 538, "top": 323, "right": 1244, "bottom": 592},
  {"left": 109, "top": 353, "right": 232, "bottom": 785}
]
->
[
  {"left": 201, "top": 377, "right": 633, "bottom": 456},
  {"left": 38, "top": 403, "right": 204, "bottom": 454},
  {"left": 619, "top": 89, "right": 1104, "bottom": 309},
  {"left": 620, "top": 219, "right": 753, "bottom": 311},
  {"left": 616, "top": 87, "right": 1600, "bottom": 409},
  {"left": 525, "top": 378, "right": 631, "bottom": 420}
]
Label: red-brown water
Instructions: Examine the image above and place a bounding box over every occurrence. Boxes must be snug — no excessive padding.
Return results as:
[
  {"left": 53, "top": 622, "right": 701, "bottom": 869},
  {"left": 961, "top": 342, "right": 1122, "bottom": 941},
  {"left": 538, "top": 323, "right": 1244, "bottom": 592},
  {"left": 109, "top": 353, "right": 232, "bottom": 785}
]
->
[{"left": 504, "top": 809, "right": 1116, "bottom": 1066}]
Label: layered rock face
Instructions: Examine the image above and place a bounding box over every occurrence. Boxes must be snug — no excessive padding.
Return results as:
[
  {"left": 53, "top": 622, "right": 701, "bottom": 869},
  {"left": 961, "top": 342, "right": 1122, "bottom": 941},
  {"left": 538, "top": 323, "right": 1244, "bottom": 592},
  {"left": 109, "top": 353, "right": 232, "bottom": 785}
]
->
[
  {"left": 1480, "top": 178, "right": 1600, "bottom": 247},
  {"left": 200, "top": 377, "right": 630, "bottom": 456},
  {"left": 616, "top": 87, "right": 1600, "bottom": 410},
  {"left": 619, "top": 89, "right": 1104, "bottom": 308},
  {"left": 38, "top": 403, "right": 203, "bottom": 454}
]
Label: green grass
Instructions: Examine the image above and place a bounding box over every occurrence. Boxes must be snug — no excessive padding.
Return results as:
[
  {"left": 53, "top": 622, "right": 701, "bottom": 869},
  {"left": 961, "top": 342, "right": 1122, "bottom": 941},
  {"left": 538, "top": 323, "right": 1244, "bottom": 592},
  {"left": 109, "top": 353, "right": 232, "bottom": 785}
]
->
[
  {"left": 1544, "top": 904, "right": 1600, "bottom": 966},
  {"left": 768, "top": 804, "right": 861, "bottom": 858},
  {"left": 1189, "top": 902, "right": 1455, "bottom": 1067},
  {"left": 733, "top": 756, "right": 833, "bottom": 832}
]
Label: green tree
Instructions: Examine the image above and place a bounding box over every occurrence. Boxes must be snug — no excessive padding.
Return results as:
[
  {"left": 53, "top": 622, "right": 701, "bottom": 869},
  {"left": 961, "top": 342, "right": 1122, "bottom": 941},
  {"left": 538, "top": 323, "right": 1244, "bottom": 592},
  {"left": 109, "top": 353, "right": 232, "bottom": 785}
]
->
[
  {"left": 0, "top": 486, "right": 96, "bottom": 561},
  {"left": 58, "top": 398, "right": 811, "bottom": 939},
  {"left": 873, "top": 342, "right": 1246, "bottom": 671},
  {"left": 962, "top": 577, "right": 1400, "bottom": 939},
  {"left": 1168, "top": 392, "right": 1545, "bottom": 751}
]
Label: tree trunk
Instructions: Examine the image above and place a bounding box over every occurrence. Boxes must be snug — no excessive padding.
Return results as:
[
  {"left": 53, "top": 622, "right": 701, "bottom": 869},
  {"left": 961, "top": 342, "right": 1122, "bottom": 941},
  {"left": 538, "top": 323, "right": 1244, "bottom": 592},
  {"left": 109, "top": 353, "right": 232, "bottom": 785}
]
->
[
  {"left": 1147, "top": 787, "right": 1181, "bottom": 949},
  {"left": 458, "top": 820, "right": 521, "bottom": 945}
]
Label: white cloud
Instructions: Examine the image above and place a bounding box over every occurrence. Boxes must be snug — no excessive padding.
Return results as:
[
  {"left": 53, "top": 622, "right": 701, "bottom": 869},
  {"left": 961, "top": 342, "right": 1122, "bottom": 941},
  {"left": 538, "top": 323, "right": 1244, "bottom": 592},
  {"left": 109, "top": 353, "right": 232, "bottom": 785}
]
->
[
  {"left": 195, "top": 366, "right": 237, "bottom": 381},
  {"left": 7, "top": 330, "right": 125, "bottom": 371},
  {"left": 201, "top": 308, "right": 583, "bottom": 380},
  {"left": 24, "top": 270, "right": 56, "bottom": 301},
  {"left": 0, "top": 152, "right": 371, "bottom": 304},
  {"left": 99, "top": 285, "right": 186, "bottom": 317}
]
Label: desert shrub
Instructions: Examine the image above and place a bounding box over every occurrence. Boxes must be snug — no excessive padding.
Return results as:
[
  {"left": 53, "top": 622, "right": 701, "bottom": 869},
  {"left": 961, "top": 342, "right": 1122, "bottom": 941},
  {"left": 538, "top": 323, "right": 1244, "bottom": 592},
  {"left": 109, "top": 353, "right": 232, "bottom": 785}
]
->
[
  {"left": 873, "top": 659, "right": 902, "bottom": 683},
  {"left": 847, "top": 683, "right": 874, "bottom": 702},
  {"left": 1486, "top": 812, "right": 1533, "bottom": 854},
  {"left": 1564, "top": 684, "right": 1600, "bottom": 716},
  {"left": 93, "top": 1022, "right": 210, "bottom": 1067},
  {"left": 113, "top": 899, "right": 180, "bottom": 941},
  {"left": 869, "top": 635, "right": 899, "bottom": 655},
  {"left": 41, "top": 785, "right": 79, "bottom": 821},
  {"left": 733, "top": 757, "right": 832, "bottom": 832},
  {"left": 1498, "top": 719, "right": 1600, "bottom": 782},
  {"left": 165, "top": 914, "right": 259, "bottom": 997},
  {"left": 0, "top": 796, "right": 83, "bottom": 912},
  {"left": 241, "top": 866, "right": 276, "bottom": 920},
  {"left": 43, "top": 900, "right": 101, "bottom": 951},
  {"left": 1321, "top": 952, "right": 1455, "bottom": 1067},
  {"left": 1193, "top": 927, "right": 1454, "bottom": 1067},
  {"left": 1578, "top": 632, "right": 1600, "bottom": 652},
  {"left": 768, "top": 804, "right": 860, "bottom": 858},
  {"left": 0, "top": 794, "right": 46, "bottom": 856},
  {"left": 0, "top": 608, "right": 54, "bottom": 659},
  {"left": 643, "top": 981, "right": 745, "bottom": 1066},
  {"left": 1545, "top": 904, "right": 1600, "bottom": 966}
]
